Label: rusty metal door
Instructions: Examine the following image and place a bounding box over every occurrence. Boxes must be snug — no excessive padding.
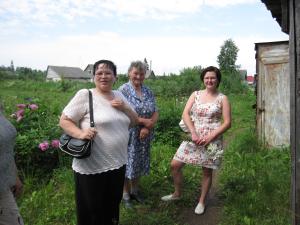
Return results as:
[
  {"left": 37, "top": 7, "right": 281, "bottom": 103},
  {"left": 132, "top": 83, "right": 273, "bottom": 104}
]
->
[{"left": 255, "top": 41, "right": 290, "bottom": 147}]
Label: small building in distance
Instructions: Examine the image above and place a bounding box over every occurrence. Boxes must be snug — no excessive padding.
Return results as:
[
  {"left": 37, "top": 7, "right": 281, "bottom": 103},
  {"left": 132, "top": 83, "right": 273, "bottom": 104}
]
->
[
  {"left": 46, "top": 65, "right": 92, "bottom": 82},
  {"left": 238, "top": 69, "right": 247, "bottom": 80},
  {"left": 84, "top": 64, "right": 94, "bottom": 76},
  {"left": 246, "top": 75, "right": 254, "bottom": 85},
  {"left": 144, "top": 58, "right": 155, "bottom": 78}
]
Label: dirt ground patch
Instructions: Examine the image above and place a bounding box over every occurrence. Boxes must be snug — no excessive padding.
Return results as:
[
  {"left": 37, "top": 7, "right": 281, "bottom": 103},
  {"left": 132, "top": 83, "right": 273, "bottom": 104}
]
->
[{"left": 177, "top": 172, "right": 223, "bottom": 225}]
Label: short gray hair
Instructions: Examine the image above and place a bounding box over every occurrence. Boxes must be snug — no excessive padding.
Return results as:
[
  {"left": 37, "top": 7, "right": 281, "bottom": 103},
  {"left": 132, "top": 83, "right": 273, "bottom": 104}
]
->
[{"left": 128, "top": 60, "right": 147, "bottom": 74}]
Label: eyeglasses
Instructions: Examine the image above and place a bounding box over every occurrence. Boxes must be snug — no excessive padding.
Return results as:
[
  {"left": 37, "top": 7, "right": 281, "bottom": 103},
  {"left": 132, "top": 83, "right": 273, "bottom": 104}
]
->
[{"left": 95, "top": 72, "right": 113, "bottom": 77}]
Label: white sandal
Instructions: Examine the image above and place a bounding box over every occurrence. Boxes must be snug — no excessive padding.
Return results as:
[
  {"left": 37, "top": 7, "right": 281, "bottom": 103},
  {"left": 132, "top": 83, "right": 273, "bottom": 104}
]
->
[
  {"left": 161, "top": 194, "right": 181, "bottom": 201},
  {"left": 194, "top": 202, "right": 205, "bottom": 215}
]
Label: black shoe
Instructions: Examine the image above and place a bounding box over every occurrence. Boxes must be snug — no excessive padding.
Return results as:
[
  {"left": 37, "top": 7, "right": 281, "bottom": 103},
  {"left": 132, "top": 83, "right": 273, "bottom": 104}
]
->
[{"left": 130, "top": 192, "right": 145, "bottom": 203}]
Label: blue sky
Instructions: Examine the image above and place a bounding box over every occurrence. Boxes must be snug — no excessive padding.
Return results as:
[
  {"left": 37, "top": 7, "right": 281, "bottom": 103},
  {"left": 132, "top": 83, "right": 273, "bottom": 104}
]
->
[{"left": 0, "top": 0, "right": 288, "bottom": 75}]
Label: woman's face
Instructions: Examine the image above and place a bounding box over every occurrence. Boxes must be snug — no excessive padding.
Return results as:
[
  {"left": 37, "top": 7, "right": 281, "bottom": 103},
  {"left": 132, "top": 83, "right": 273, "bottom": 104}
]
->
[
  {"left": 128, "top": 67, "right": 145, "bottom": 88},
  {"left": 203, "top": 71, "right": 218, "bottom": 90},
  {"left": 94, "top": 63, "right": 116, "bottom": 92}
]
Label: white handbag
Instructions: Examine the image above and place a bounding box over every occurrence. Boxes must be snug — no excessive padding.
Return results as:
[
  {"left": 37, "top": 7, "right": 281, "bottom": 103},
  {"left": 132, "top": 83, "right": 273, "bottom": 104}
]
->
[{"left": 179, "top": 119, "right": 189, "bottom": 133}]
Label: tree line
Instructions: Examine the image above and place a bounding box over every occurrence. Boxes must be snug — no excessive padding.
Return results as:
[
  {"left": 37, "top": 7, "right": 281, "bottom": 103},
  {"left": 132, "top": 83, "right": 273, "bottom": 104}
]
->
[
  {"left": 1, "top": 39, "right": 240, "bottom": 81},
  {"left": 0, "top": 61, "right": 46, "bottom": 80}
]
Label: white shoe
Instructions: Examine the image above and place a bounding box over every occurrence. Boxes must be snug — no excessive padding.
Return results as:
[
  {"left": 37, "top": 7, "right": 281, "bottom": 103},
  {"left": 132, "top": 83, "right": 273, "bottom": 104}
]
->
[
  {"left": 194, "top": 202, "right": 205, "bottom": 215},
  {"left": 161, "top": 194, "right": 181, "bottom": 201}
]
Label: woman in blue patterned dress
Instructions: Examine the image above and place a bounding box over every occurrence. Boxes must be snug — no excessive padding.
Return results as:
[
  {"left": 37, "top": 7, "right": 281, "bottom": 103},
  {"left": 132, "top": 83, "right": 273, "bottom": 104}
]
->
[{"left": 119, "top": 61, "right": 159, "bottom": 206}]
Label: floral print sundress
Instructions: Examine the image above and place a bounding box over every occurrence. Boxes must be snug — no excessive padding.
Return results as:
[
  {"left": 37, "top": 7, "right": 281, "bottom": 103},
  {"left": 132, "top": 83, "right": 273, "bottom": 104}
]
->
[
  {"left": 119, "top": 81, "right": 158, "bottom": 179},
  {"left": 174, "top": 90, "right": 224, "bottom": 169}
]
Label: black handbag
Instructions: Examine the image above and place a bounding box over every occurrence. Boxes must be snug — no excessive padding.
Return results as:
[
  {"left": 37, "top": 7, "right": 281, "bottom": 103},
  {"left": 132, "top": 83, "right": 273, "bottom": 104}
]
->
[{"left": 59, "top": 90, "right": 95, "bottom": 159}]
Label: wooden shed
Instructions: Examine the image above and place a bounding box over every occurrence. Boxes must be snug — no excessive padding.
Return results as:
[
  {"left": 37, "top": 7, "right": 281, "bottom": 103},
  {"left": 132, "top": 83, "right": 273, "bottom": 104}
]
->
[{"left": 261, "top": 0, "right": 300, "bottom": 223}]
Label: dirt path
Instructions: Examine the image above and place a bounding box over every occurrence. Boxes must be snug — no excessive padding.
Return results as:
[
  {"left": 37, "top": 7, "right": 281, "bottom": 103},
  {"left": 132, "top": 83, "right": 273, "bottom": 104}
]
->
[{"left": 177, "top": 169, "right": 223, "bottom": 225}]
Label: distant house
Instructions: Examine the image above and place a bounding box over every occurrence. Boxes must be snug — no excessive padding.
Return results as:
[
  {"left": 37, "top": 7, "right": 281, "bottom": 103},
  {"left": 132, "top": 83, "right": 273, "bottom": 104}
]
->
[
  {"left": 144, "top": 58, "right": 155, "bottom": 78},
  {"left": 238, "top": 69, "right": 247, "bottom": 80},
  {"left": 145, "top": 70, "right": 155, "bottom": 78},
  {"left": 246, "top": 75, "right": 254, "bottom": 85},
  {"left": 84, "top": 64, "right": 94, "bottom": 76},
  {"left": 46, "top": 66, "right": 92, "bottom": 82}
]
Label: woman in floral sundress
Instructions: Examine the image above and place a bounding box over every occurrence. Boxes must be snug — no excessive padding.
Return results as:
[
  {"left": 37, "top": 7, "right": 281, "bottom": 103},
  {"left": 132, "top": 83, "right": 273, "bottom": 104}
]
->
[{"left": 161, "top": 66, "right": 231, "bottom": 215}]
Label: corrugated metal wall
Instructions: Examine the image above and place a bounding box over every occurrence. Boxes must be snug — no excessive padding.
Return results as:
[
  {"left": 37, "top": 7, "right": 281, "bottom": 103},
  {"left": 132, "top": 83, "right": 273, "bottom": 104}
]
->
[{"left": 255, "top": 41, "right": 290, "bottom": 147}]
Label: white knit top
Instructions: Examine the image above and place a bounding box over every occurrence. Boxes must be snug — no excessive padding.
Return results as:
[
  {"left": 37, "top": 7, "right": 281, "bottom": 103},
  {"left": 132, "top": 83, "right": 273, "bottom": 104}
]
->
[{"left": 63, "top": 89, "right": 134, "bottom": 174}]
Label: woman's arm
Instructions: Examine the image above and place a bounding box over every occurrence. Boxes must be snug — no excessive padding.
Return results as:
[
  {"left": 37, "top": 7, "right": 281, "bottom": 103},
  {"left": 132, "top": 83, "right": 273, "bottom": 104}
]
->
[
  {"left": 11, "top": 162, "right": 23, "bottom": 197},
  {"left": 182, "top": 92, "right": 202, "bottom": 144},
  {"left": 138, "top": 111, "right": 159, "bottom": 129},
  {"left": 59, "top": 114, "right": 96, "bottom": 140},
  {"left": 182, "top": 92, "right": 196, "bottom": 134}
]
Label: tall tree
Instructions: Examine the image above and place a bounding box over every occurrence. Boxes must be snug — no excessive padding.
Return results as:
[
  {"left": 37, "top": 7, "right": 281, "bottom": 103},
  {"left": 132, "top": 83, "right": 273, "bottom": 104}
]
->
[{"left": 217, "top": 39, "right": 239, "bottom": 73}]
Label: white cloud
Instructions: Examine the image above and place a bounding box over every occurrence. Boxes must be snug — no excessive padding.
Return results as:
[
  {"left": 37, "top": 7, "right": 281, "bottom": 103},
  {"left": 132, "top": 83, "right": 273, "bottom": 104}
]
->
[
  {"left": 0, "top": 0, "right": 260, "bottom": 28},
  {"left": 203, "top": 0, "right": 259, "bottom": 7}
]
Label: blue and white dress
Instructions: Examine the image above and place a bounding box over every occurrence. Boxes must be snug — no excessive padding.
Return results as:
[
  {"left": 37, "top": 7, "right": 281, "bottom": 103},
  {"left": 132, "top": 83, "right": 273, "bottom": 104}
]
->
[{"left": 119, "top": 82, "right": 158, "bottom": 179}]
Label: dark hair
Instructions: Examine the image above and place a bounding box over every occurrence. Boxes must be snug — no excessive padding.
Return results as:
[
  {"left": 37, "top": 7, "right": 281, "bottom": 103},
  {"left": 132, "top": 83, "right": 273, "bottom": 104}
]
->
[
  {"left": 93, "top": 60, "right": 117, "bottom": 76},
  {"left": 200, "top": 66, "right": 222, "bottom": 87}
]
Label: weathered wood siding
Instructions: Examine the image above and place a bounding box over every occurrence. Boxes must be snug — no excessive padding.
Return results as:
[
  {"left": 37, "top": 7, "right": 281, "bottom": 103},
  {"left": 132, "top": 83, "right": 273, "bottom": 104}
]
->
[
  {"left": 255, "top": 41, "right": 289, "bottom": 147},
  {"left": 290, "top": 0, "right": 300, "bottom": 223}
]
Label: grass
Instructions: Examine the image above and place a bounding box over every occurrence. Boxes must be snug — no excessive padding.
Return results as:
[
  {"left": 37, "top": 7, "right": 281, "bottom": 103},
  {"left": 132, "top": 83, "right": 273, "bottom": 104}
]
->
[{"left": 219, "top": 130, "right": 291, "bottom": 225}]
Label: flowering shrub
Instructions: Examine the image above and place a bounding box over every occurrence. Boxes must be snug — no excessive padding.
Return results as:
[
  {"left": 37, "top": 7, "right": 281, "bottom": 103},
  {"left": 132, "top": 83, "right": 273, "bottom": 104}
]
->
[
  {"left": 11, "top": 102, "right": 38, "bottom": 122},
  {"left": 10, "top": 98, "right": 62, "bottom": 175}
]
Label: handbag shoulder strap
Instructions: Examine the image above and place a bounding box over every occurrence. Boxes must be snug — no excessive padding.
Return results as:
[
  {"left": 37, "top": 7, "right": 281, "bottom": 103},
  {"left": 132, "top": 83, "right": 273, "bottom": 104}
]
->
[{"left": 88, "top": 90, "right": 95, "bottom": 128}]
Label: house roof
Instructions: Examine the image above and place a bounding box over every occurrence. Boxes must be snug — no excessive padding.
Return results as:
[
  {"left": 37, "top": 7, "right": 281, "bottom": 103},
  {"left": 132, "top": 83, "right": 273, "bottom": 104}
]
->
[
  {"left": 246, "top": 76, "right": 254, "bottom": 83},
  {"left": 47, "top": 66, "right": 91, "bottom": 79},
  {"left": 261, "top": 0, "right": 288, "bottom": 33},
  {"left": 84, "top": 64, "right": 93, "bottom": 72}
]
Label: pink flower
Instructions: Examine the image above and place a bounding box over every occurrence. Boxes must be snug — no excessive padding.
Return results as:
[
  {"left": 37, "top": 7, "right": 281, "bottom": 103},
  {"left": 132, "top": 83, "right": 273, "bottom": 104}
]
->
[
  {"left": 51, "top": 139, "right": 60, "bottom": 148},
  {"left": 39, "top": 141, "right": 49, "bottom": 151},
  {"left": 16, "top": 104, "right": 26, "bottom": 109},
  {"left": 16, "top": 115, "right": 23, "bottom": 122},
  {"left": 28, "top": 104, "right": 38, "bottom": 111},
  {"left": 15, "top": 109, "right": 25, "bottom": 122},
  {"left": 16, "top": 109, "right": 24, "bottom": 117}
]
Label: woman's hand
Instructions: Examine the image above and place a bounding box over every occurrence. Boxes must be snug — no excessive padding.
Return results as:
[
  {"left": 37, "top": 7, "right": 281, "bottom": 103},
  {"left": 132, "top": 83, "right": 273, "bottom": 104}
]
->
[
  {"left": 139, "top": 118, "right": 154, "bottom": 129},
  {"left": 198, "top": 133, "right": 215, "bottom": 146},
  {"left": 111, "top": 98, "right": 126, "bottom": 111},
  {"left": 79, "top": 127, "right": 97, "bottom": 140},
  {"left": 191, "top": 131, "right": 201, "bottom": 145},
  {"left": 11, "top": 176, "right": 23, "bottom": 197},
  {"left": 139, "top": 127, "right": 150, "bottom": 140}
]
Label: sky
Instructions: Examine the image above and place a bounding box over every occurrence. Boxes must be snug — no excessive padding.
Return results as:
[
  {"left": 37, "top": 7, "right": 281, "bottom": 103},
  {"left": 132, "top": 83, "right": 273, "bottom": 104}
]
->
[{"left": 0, "top": 0, "right": 288, "bottom": 76}]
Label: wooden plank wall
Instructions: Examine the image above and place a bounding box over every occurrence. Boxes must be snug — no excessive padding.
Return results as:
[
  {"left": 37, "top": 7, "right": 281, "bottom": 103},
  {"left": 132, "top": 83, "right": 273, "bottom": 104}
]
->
[{"left": 290, "top": 0, "right": 300, "bottom": 224}]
